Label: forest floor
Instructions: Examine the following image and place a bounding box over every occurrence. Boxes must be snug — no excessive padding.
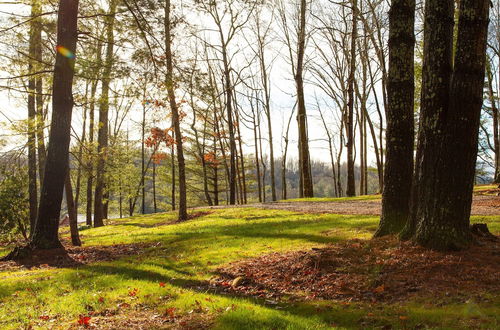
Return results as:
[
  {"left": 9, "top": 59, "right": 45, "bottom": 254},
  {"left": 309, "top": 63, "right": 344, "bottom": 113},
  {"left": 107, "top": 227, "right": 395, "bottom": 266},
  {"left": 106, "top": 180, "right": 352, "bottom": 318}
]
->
[{"left": 0, "top": 189, "right": 498, "bottom": 329}]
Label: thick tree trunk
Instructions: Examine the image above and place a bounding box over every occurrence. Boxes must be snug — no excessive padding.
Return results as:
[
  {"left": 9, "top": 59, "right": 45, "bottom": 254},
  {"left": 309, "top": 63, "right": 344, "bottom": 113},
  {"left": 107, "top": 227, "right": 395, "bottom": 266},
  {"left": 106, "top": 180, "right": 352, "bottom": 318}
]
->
[
  {"left": 29, "top": 0, "right": 79, "bottom": 250},
  {"left": 165, "top": 0, "right": 187, "bottom": 221},
  {"left": 94, "top": 0, "right": 117, "bottom": 227},
  {"left": 410, "top": 0, "right": 490, "bottom": 250},
  {"left": 402, "top": 0, "right": 455, "bottom": 240},
  {"left": 346, "top": 0, "right": 358, "bottom": 197},
  {"left": 375, "top": 0, "right": 415, "bottom": 237}
]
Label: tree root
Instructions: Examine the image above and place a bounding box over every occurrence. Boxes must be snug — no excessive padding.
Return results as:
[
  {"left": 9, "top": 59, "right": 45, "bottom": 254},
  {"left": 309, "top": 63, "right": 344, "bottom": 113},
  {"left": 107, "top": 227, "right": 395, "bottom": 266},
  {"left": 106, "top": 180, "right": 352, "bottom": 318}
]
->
[{"left": 470, "top": 223, "right": 498, "bottom": 241}]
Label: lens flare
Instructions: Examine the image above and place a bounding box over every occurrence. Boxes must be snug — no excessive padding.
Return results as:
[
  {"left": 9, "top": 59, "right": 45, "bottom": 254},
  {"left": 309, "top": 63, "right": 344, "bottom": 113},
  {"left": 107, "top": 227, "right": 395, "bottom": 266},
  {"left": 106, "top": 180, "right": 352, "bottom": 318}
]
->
[{"left": 56, "top": 45, "right": 75, "bottom": 59}]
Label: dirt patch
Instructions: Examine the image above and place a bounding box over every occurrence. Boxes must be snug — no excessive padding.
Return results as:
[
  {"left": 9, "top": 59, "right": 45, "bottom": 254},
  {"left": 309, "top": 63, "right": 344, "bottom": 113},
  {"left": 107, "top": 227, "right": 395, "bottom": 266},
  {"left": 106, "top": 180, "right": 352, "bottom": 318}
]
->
[
  {"left": 0, "top": 241, "right": 159, "bottom": 271},
  {"left": 63, "top": 308, "right": 214, "bottom": 330},
  {"left": 213, "top": 236, "right": 500, "bottom": 303},
  {"left": 211, "top": 195, "right": 499, "bottom": 216}
]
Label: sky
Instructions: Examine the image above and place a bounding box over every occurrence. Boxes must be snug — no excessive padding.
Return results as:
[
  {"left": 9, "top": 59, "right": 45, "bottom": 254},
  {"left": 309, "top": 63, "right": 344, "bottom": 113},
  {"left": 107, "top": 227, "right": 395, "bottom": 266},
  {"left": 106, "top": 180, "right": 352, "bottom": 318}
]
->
[{"left": 0, "top": 0, "right": 383, "bottom": 168}]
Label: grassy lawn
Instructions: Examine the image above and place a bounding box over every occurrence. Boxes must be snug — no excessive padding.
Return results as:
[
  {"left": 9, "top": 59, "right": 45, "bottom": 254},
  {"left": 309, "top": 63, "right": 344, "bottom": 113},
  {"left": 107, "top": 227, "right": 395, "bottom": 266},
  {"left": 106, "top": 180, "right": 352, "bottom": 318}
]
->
[{"left": 0, "top": 208, "right": 498, "bottom": 329}]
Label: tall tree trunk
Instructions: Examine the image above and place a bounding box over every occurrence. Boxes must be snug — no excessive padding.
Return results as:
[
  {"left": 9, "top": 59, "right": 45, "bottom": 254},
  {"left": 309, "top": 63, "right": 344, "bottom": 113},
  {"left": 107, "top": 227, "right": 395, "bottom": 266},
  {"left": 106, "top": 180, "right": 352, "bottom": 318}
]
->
[
  {"left": 33, "top": 0, "right": 46, "bottom": 183},
  {"left": 375, "top": 0, "right": 415, "bottom": 237},
  {"left": 257, "top": 31, "right": 276, "bottom": 201},
  {"left": 251, "top": 101, "right": 262, "bottom": 203},
  {"left": 171, "top": 141, "right": 176, "bottom": 210},
  {"left": 409, "top": 0, "right": 490, "bottom": 250},
  {"left": 213, "top": 121, "right": 219, "bottom": 206},
  {"left": 141, "top": 88, "right": 146, "bottom": 214},
  {"left": 94, "top": 0, "right": 117, "bottom": 227},
  {"left": 403, "top": 0, "right": 455, "bottom": 240},
  {"left": 218, "top": 40, "right": 237, "bottom": 205},
  {"left": 318, "top": 106, "right": 338, "bottom": 197},
  {"left": 29, "top": 0, "right": 79, "bottom": 250},
  {"left": 65, "top": 169, "right": 81, "bottom": 246},
  {"left": 27, "top": 0, "right": 39, "bottom": 235},
  {"left": 234, "top": 100, "right": 247, "bottom": 204},
  {"left": 487, "top": 62, "right": 500, "bottom": 183},
  {"left": 296, "top": 0, "right": 313, "bottom": 198},
  {"left": 346, "top": 0, "right": 358, "bottom": 197},
  {"left": 75, "top": 85, "right": 88, "bottom": 215},
  {"left": 190, "top": 91, "right": 213, "bottom": 206},
  {"left": 257, "top": 109, "right": 266, "bottom": 202},
  {"left": 86, "top": 40, "right": 102, "bottom": 227},
  {"left": 165, "top": 0, "right": 187, "bottom": 221},
  {"left": 153, "top": 162, "right": 157, "bottom": 212}
]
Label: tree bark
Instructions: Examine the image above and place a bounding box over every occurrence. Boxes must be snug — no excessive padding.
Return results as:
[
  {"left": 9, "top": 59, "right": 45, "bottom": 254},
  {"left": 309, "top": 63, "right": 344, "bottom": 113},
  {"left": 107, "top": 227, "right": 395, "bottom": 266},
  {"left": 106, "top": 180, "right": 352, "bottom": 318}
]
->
[
  {"left": 165, "top": 0, "right": 187, "bottom": 221},
  {"left": 29, "top": 0, "right": 79, "bottom": 250},
  {"left": 487, "top": 62, "right": 500, "bottom": 183},
  {"left": 346, "top": 0, "right": 358, "bottom": 197},
  {"left": 27, "top": 0, "right": 39, "bottom": 235},
  {"left": 86, "top": 40, "right": 102, "bottom": 227},
  {"left": 410, "top": 0, "right": 490, "bottom": 250},
  {"left": 296, "top": 0, "right": 313, "bottom": 198},
  {"left": 65, "top": 169, "right": 81, "bottom": 246},
  {"left": 375, "top": 0, "right": 415, "bottom": 237},
  {"left": 94, "top": 0, "right": 117, "bottom": 227}
]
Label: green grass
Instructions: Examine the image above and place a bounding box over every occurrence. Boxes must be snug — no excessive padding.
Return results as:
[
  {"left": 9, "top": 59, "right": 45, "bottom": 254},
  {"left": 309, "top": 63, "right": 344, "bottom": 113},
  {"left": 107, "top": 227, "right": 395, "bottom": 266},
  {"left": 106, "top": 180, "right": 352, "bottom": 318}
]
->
[
  {"left": 473, "top": 184, "right": 498, "bottom": 194},
  {"left": 281, "top": 194, "right": 381, "bottom": 203},
  {"left": 0, "top": 207, "right": 498, "bottom": 329}
]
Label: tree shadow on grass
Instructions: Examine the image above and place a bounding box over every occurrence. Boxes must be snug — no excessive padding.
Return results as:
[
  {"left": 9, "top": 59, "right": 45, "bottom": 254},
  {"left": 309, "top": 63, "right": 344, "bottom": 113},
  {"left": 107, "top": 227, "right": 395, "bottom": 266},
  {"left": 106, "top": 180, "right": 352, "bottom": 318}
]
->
[{"left": 81, "top": 262, "right": 372, "bottom": 329}]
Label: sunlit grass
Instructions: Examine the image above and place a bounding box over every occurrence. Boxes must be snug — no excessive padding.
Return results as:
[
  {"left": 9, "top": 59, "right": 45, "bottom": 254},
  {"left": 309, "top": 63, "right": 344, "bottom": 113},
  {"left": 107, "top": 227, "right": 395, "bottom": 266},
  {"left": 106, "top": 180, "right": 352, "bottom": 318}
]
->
[
  {"left": 281, "top": 194, "right": 381, "bottom": 203},
  {"left": 0, "top": 206, "right": 498, "bottom": 329}
]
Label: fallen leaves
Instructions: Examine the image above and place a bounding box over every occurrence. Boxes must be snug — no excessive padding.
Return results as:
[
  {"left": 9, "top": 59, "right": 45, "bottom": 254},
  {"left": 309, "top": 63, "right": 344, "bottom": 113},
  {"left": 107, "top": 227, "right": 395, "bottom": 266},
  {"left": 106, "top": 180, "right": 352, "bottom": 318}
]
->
[
  {"left": 77, "top": 315, "right": 91, "bottom": 327},
  {"left": 128, "top": 288, "right": 139, "bottom": 297},
  {"left": 214, "top": 236, "right": 500, "bottom": 303}
]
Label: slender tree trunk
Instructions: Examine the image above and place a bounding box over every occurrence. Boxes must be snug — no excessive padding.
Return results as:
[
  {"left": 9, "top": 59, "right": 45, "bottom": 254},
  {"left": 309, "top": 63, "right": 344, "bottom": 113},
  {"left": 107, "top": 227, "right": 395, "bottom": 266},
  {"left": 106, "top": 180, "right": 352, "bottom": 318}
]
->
[
  {"left": 141, "top": 96, "right": 146, "bottom": 214},
  {"left": 234, "top": 101, "right": 247, "bottom": 204},
  {"left": 86, "top": 41, "right": 102, "bottom": 227},
  {"left": 153, "top": 162, "right": 157, "bottom": 212},
  {"left": 346, "top": 0, "right": 358, "bottom": 197},
  {"left": 487, "top": 62, "right": 500, "bottom": 183},
  {"left": 191, "top": 94, "right": 213, "bottom": 206},
  {"left": 29, "top": 0, "right": 79, "bottom": 250},
  {"left": 213, "top": 124, "right": 219, "bottom": 206},
  {"left": 375, "top": 0, "right": 415, "bottom": 237},
  {"left": 27, "top": 1, "right": 38, "bottom": 235},
  {"left": 75, "top": 86, "right": 88, "bottom": 215},
  {"left": 165, "top": 0, "right": 187, "bottom": 221},
  {"left": 252, "top": 102, "right": 262, "bottom": 203},
  {"left": 171, "top": 141, "right": 176, "bottom": 211},
  {"left": 33, "top": 0, "right": 46, "bottom": 183},
  {"left": 257, "top": 110, "right": 267, "bottom": 202},
  {"left": 65, "top": 169, "right": 81, "bottom": 246},
  {"left": 119, "top": 177, "right": 123, "bottom": 218},
  {"left": 318, "top": 106, "right": 338, "bottom": 197},
  {"left": 94, "top": 0, "right": 117, "bottom": 227},
  {"left": 296, "top": 0, "right": 313, "bottom": 198}
]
